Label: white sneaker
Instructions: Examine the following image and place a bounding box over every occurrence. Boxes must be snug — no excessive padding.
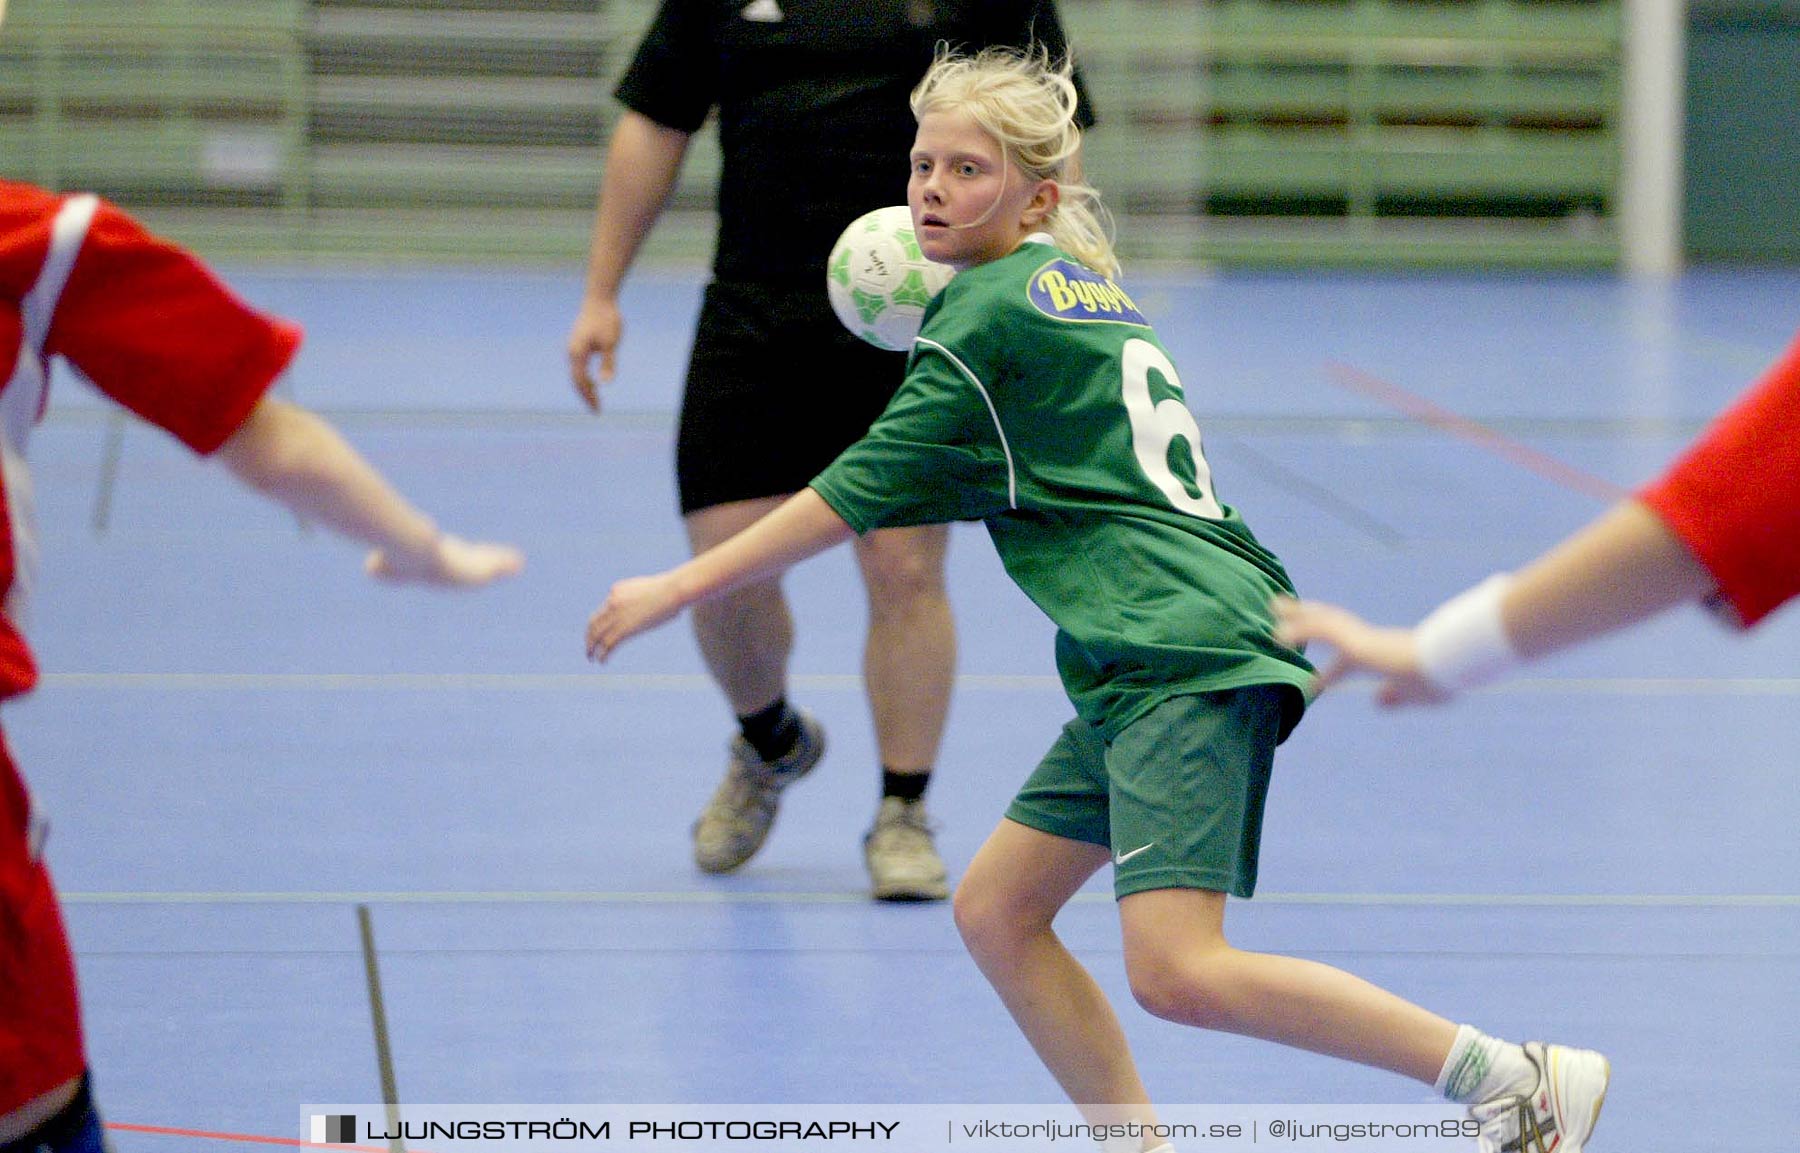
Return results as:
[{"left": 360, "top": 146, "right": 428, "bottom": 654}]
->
[
  {"left": 1471, "top": 1041, "right": 1610, "bottom": 1153},
  {"left": 863, "top": 796, "right": 949, "bottom": 901}
]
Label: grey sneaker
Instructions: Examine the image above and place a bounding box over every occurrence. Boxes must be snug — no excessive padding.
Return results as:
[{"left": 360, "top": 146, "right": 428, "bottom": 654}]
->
[
  {"left": 863, "top": 796, "right": 949, "bottom": 901},
  {"left": 692, "top": 711, "right": 825, "bottom": 874}
]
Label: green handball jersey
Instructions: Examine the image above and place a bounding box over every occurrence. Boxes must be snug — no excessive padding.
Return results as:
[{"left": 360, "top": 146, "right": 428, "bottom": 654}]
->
[{"left": 811, "top": 239, "right": 1313, "bottom": 741}]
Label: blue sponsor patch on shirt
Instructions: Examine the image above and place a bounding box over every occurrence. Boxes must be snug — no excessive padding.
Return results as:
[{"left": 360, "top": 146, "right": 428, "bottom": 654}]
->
[{"left": 1027, "top": 259, "right": 1149, "bottom": 326}]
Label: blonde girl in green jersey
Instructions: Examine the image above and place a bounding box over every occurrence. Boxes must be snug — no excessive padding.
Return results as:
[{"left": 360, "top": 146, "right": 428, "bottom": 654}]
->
[{"left": 586, "top": 48, "right": 1607, "bottom": 1153}]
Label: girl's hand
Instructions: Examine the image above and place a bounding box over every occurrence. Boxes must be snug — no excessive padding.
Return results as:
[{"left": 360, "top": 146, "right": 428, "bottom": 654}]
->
[
  {"left": 586, "top": 573, "right": 685, "bottom": 662},
  {"left": 367, "top": 534, "right": 524, "bottom": 587},
  {"left": 1270, "top": 596, "right": 1449, "bottom": 709}
]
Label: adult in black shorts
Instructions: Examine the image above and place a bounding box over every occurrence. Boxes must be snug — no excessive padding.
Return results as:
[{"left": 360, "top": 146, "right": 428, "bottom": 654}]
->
[{"left": 567, "top": 0, "right": 1091, "bottom": 900}]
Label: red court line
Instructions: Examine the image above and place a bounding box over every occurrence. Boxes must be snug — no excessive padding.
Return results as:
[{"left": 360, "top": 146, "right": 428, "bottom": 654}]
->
[
  {"left": 1323, "top": 361, "right": 1628, "bottom": 503},
  {"left": 107, "top": 1120, "right": 418, "bottom": 1152}
]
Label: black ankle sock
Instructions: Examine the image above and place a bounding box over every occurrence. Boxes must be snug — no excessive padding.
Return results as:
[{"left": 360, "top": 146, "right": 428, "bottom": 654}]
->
[
  {"left": 881, "top": 768, "right": 930, "bottom": 802},
  {"left": 738, "top": 699, "right": 801, "bottom": 762}
]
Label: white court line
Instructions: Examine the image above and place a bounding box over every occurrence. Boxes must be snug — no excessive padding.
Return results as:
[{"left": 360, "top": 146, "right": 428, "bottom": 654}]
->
[
  {"left": 58, "top": 889, "right": 1800, "bottom": 908},
  {"left": 39, "top": 672, "right": 1012, "bottom": 691},
  {"left": 34, "top": 672, "right": 1800, "bottom": 695},
  {"left": 37, "top": 405, "right": 1723, "bottom": 437}
]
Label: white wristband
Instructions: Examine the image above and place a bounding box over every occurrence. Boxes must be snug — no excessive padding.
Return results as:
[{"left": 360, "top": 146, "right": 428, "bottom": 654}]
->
[{"left": 1413, "top": 574, "right": 1518, "bottom": 693}]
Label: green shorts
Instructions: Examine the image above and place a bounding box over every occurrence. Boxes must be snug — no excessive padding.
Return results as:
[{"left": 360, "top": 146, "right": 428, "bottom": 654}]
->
[{"left": 1004, "top": 685, "right": 1285, "bottom": 900}]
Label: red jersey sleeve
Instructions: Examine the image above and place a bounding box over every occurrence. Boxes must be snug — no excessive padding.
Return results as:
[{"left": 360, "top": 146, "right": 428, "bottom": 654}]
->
[
  {"left": 43, "top": 199, "right": 301, "bottom": 455},
  {"left": 1637, "top": 331, "right": 1800, "bottom": 628}
]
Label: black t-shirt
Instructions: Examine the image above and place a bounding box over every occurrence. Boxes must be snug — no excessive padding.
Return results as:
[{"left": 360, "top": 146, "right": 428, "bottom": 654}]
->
[{"left": 616, "top": 0, "right": 1093, "bottom": 284}]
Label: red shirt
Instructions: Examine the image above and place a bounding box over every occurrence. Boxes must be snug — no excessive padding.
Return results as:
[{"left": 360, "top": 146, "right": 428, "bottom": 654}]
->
[
  {"left": 0, "top": 180, "right": 300, "bottom": 697},
  {"left": 1, "top": 182, "right": 299, "bottom": 1110},
  {"left": 1638, "top": 331, "right": 1800, "bottom": 628}
]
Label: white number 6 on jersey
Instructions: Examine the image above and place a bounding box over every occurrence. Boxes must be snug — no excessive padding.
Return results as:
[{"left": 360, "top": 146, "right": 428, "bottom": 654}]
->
[{"left": 1121, "top": 338, "right": 1223, "bottom": 519}]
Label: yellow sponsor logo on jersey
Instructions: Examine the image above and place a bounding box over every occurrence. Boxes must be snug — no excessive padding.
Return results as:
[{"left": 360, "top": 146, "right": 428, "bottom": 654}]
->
[{"left": 1028, "top": 260, "right": 1149, "bottom": 326}]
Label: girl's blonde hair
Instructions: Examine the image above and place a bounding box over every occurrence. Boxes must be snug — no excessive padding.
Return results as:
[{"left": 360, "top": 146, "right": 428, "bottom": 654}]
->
[{"left": 910, "top": 46, "right": 1119, "bottom": 280}]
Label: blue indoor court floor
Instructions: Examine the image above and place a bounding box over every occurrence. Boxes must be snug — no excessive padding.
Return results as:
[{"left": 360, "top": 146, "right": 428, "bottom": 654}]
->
[{"left": 13, "top": 265, "right": 1799, "bottom": 1151}]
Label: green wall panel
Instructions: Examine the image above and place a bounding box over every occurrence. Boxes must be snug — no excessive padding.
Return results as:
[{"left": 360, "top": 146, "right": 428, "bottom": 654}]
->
[{"left": 1685, "top": 4, "right": 1800, "bottom": 259}]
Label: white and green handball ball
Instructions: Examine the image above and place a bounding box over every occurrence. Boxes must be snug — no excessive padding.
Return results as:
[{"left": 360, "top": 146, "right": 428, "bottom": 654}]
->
[{"left": 826, "top": 205, "right": 956, "bottom": 352}]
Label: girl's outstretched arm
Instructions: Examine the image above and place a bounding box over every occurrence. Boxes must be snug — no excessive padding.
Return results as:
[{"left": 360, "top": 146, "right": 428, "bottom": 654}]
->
[
  {"left": 1273, "top": 499, "right": 1715, "bottom": 707},
  {"left": 217, "top": 398, "right": 523, "bottom": 587},
  {"left": 586, "top": 488, "right": 856, "bottom": 661}
]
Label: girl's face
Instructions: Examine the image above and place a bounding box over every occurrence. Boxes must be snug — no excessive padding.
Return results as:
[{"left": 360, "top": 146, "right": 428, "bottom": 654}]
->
[{"left": 908, "top": 108, "right": 1056, "bottom": 271}]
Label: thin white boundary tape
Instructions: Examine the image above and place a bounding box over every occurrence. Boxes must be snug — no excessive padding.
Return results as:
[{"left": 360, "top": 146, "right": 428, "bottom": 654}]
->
[
  {"left": 60, "top": 889, "right": 1800, "bottom": 908},
  {"left": 35, "top": 672, "right": 1800, "bottom": 696}
]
